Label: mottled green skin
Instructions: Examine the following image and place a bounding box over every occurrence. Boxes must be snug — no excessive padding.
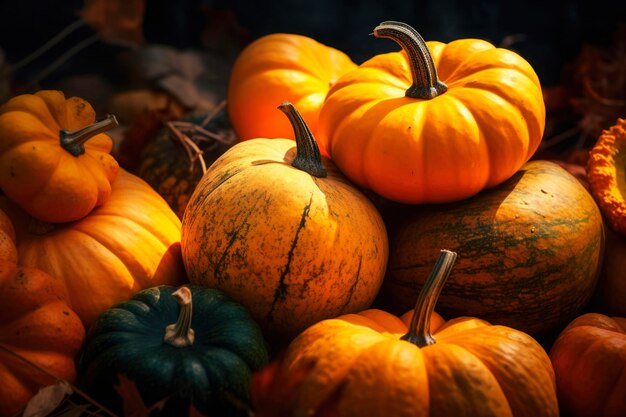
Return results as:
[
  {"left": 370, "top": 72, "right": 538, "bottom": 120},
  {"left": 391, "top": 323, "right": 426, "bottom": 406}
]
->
[
  {"left": 385, "top": 161, "right": 605, "bottom": 335},
  {"left": 78, "top": 285, "right": 268, "bottom": 416}
]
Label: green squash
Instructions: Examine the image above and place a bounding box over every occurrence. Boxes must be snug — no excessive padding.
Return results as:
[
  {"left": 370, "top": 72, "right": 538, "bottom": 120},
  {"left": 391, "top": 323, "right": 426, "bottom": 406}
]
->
[{"left": 78, "top": 285, "right": 268, "bottom": 416}]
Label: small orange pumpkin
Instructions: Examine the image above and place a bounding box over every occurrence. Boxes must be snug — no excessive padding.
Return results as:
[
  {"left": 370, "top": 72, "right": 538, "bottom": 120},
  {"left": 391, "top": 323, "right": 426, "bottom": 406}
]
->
[
  {"left": 182, "top": 102, "right": 388, "bottom": 337},
  {"left": 318, "top": 21, "right": 545, "bottom": 204},
  {"left": 1, "top": 169, "right": 185, "bottom": 327},
  {"left": 0, "top": 209, "right": 85, "bottom": 417},
  {"left": 228, "top": 33, "right": 357, "bottom": 151},
  {"left": 254, "top": 251, "right": 558, "bottom": 417},
  {"left": 0, "top": 90, "right": 119, "bottom": 223},
  {"left": 550, "top": 313, "right": 626, "bottom": 417}
]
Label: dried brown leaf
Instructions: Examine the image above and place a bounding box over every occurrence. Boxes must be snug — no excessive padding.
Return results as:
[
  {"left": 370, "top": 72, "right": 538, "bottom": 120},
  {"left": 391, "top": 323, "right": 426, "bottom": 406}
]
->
[
  {"left": 23, "top": 380, "right": 73, "bottom": 417},
  {"left": 114, "top": 374, "right": 167, "bottom": 417},
  {"left": 80, "top": 0, "right": 145, "bottom": 47}
]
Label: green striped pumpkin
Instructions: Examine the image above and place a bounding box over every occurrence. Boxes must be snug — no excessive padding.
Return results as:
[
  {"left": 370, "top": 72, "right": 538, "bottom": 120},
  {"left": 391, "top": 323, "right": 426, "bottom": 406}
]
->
[{"left": 384, "top": 160, "right": 604, "bottom": 335}]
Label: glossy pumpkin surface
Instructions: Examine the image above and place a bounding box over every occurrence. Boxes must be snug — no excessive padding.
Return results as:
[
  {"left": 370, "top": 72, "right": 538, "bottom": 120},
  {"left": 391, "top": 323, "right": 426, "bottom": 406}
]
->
[
  {"left": 182, "top": 103, "right": 388, "bottom": 337},
  {"left": 79, "top": 285, "right": 269, "bottom": 417},
  {"left": 318, "top": 21, "right": 545, "bottom": 203},
  {"left": 262, "top": 251, "right": 558, "bottom": 417},
  {"left": 550, "top": 313, "right": 626, "bottom": 417},
  {"left": 228, "top": 33, "right": 357, "bottom": 150},
  {"left": 385, "top": 160, "right": 604, "bottom": 334},
  {"left": 0, "top": 90, "right": 119, "bottom": 223},
  {"left": 0, "top": 213, "right": 85, "bottom": 417},
  {"left": 1, "top": 168, "right": 185, "bottom": 327}
]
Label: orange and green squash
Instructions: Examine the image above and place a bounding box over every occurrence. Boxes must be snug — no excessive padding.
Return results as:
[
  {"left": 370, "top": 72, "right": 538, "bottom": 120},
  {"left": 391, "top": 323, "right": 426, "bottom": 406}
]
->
[
  {"left": 385, "top": 160, "right": 604, "bottom": 335},
  {"left": 0, "top": 168, "right": 185, "bottom": 327},
  {"left": 228, "top": 33, "right": 357, "bottom": 151},
  {"left": 0, "top": 210, "right": 85, "bottom": 417},
  {"left": 0, "top": 90, "right": 119, "bottom": 223},
  {"left": 254, "top": 250, "right": 558, "bottom": 417},
  {"left": 550, "top": 313, "right": 626, "bottom": 417},
  {"left": 182, "top": 102, "right": 388, "bottom": 337},
  {"left": 79, "top": 285, "right": 268, "bottom": 417},
  {"left": 587, "top": 118, "right": 626, "bottom": 235},
  {"left": 318, "top": 21, "right": 545, "bottom": 204}
]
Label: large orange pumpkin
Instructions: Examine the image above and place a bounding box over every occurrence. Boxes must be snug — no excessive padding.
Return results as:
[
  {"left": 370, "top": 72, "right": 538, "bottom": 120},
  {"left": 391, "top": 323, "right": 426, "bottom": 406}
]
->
[
  {"left": 385, "top": 160, "right": 604, "bottom": 335},
  {"left": 318, "top": 21, "right": 545, "bottom": 204},
  {"left": 0, "top": 90, "right": 119, "bottom": 223},
  {"left": 254, "top": 250, "right": 558, "bottom": 417},
  {"left": 1, "top": 169, "right": 185, "bottom": 327},
  {"left": 0, "top": 209, "right": 85, "bottom": 417},
  {"left": 182, "top": 102, "right": 388, "bottom": 337},
  {"left": 228, "top": 33, "right": 357, "bottom": 151},
  {"left": 550, "top": 313, "right": 626, "bottom": 417}
]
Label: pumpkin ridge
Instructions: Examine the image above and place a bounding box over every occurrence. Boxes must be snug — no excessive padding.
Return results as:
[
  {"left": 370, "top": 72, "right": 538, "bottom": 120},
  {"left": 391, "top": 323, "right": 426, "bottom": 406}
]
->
[{"left": 266, "top": 194, "right": 313, "bottom": 325}]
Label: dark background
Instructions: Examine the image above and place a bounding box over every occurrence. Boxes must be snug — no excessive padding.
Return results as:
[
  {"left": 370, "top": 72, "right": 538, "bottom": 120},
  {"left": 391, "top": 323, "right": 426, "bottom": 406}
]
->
[{"left": 1, "top": 0, "right": 625, "bottom": 88}]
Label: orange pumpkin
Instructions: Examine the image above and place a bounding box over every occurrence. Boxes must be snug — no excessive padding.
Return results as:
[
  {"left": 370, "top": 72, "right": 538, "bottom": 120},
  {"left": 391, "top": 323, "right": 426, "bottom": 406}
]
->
[
  {"left": 1, "top": 169, "right": 185, "bottom": 327},
  {"left": 0, "top": 209, "right": 85, "bottom": 417},
  {"left": 0, "top": 90, "right": 119, "bottom": 223},
  {"left": 0, "top": 209, "right": 16, "bottom": 264},
  {"left": 182, "top": 102, "right": 388, "bottom": 337},
  {"left": 318, "top": 21, "right": 545, "bottom": 204},
  {"left": 587, "top": 118, "right": 626, "bottom": 235},
  {"left": 256, "top": 250, "right": 558, "bottom": 417},
  {"left": 228, "top": 33, "right": 357, "bottom": 151},
  {"left": 550, "top": 313, "right": 626, "bottom": 417}
]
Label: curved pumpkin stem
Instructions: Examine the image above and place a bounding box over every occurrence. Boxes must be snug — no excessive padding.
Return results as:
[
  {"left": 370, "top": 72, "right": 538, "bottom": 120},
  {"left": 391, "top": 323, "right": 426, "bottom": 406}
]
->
[
  {"left": 401, "top": 249, "right": 457, "bottom": 347},
  {"left": 278, "top": 101, "right": 327, "bottom": 178},
  {"left": 373, "top": 21, "right": 447, "bottom": 100},
  {"left": 60, "top": 114, "right": 119, "bottom": 156},
  {"left": 164, "top": 286, "right": 196, "bottom": 348}
]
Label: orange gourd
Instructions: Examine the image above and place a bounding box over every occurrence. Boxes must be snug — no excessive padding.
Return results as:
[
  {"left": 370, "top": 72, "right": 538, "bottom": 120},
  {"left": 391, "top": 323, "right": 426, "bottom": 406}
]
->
[
  {"left": 0, "top": 90, "right": 120, "bottom": 223},
  {"left": 255, "top": 251, "right": 558, "bottom": 417},
  {"left": 228, "top": 33, "right": 357, "bottom": 151},
  {"left": 0, "top": 209, "right": 85, "bottom": 417},
  {"left": 550, "top": 313, "right": 626, "bottom": 417},
  {"left": 182, "top": 102, "right": 388, "bottom": 337},
  {"left": 318, "top": 21, "right": 545, "bottom": 204},
  {"left": 1, "top": 169, "right": 185, "bottom": 327},
  {"left": 587, "top": 118, "right": 626, "bottom": 235}
]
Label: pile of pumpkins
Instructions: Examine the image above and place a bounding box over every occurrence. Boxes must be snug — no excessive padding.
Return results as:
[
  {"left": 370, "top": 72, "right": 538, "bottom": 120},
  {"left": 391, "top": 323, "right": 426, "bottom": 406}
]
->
[{"left": 0, "top": 20, "right": 624, "bottom": 417}]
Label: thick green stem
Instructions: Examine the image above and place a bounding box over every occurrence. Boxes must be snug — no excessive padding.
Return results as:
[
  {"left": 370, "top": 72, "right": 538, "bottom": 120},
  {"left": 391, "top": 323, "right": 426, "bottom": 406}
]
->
[
  {"left": 401, "top": 250, "right": 457, "bottom": 347},
  {"left": 60, "top": 114, "right": 119, "bottom": 156},
  {"left": 164, "top": 286, "right": 195, "bottom": 348},
  {"left": 278, "top": 101, "right": 327, "bottom": 178},
  {"left": 373, "top": 21, "right": 447, "bottom": 100}
]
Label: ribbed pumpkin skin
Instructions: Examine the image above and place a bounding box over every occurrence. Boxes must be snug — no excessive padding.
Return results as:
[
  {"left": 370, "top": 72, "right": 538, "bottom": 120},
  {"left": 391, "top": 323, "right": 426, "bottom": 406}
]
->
[
  {"left": 137, "top": 117, "right": 234, "bottom": 219},
  {"left": 318, "top": 39, "right": 545, "bottom": 204},
  {"left": 0, "top": 263, "right": 85, "bottom": 417},
  {"left": 79, "top": 285, "right": 269, "bottom": 417},
  {"left": 385, "top": 160, "right": 604, "bottom": 334},
  {"left": 228, "top": 34, "right": 357, "bottom": 147},
  {"left": 1, "top": 169, "right": 185, "bottom": 327},
  {"left": 549, "top": 313, "right": 626, "bottom": 417},
  {"left": 181, "top": 138, "right": 388, "bottom": 337},
  {"left": 276, "top": 309, "right": 557, "bottom": 417},
  {"left": 0, "top": 90, "right": 119, "bottom": 223}
]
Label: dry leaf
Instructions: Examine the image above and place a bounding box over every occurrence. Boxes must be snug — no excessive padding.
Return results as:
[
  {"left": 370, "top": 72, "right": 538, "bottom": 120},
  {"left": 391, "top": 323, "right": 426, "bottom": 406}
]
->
[
  {"left": 23, "top": 380, "right": 73, "bottom": 417},
  {"left": 80, "top": 0, "right": 145, "bottom": 47}
]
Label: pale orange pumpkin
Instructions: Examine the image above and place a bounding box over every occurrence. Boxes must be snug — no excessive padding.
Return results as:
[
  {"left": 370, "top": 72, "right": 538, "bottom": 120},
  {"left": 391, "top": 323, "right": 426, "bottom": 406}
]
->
[
  {"left": 1, "top": 169, "right": 185, "bottom": 327},
  {"left": 0, "top": 90, "right": 119, "bottom": 223}
]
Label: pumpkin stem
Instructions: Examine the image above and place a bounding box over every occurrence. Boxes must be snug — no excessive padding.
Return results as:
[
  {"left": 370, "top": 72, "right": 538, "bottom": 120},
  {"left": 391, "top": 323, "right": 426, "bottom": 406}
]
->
[
  {"left": 164, "top": 286, "right": 196, "bottom": 348},
  {"left": 60, "top": 114, "right": 119, "bottom": 157},
  {"left": 373, "top": 21, "right": 447, "bottom": 100},
  {"left": 278, "top": 101, "right": 327, "bottom": 178},
  {"left": 401, "top": 250, "right": 457, "bottom": 347}
]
